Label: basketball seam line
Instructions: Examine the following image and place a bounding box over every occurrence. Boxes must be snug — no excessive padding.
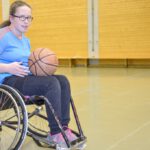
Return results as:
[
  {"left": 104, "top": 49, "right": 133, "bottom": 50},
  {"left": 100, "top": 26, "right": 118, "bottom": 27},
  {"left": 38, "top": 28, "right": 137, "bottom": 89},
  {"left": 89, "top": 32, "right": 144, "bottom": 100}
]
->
[{"left": 28, "top": 48, "right": 58, "bottom": 76}]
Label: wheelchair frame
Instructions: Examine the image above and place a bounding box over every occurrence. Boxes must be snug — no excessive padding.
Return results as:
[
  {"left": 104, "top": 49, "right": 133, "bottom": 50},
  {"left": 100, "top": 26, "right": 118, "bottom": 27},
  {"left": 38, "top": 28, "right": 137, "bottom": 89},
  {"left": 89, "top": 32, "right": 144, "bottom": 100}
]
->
[{"left": 0, "top": 84, "right": 87, "bottom": 150}]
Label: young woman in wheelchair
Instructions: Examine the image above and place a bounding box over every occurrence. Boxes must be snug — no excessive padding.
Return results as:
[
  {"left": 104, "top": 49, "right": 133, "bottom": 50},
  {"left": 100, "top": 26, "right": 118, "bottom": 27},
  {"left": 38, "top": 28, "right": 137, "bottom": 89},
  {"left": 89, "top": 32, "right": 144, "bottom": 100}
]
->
[{"left": 0, "top": 1, "right": 83, "bottom": 149}]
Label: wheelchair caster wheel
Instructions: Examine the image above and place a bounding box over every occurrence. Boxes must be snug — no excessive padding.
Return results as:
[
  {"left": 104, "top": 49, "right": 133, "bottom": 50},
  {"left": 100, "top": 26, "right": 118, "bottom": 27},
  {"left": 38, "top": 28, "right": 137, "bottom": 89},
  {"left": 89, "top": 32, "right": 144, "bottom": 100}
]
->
[
  {"left": 56, "top": 144, "right": 71, "bottom": 150},
  {"left": 76, "top": 143, "right": 87, "bottom": 150}
]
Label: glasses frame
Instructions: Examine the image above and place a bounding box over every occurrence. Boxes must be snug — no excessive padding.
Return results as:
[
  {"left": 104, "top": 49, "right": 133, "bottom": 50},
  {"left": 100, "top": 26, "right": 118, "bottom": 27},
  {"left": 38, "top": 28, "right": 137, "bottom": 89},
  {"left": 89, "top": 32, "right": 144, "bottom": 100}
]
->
[{"left": 12, "top": 14, "right": 33, "bottom": 22}]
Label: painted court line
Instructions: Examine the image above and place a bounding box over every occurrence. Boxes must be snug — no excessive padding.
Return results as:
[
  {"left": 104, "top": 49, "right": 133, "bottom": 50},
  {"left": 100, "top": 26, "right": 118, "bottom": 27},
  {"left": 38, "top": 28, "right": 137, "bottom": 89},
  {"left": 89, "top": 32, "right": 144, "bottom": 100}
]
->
[{"left": 106, "top": 120, "right": 150, "bottom": 150}]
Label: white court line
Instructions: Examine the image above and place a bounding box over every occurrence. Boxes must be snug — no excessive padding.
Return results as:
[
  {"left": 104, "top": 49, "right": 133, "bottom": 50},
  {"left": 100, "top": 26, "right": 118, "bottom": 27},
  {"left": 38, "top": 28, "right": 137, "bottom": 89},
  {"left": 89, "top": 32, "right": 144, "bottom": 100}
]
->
[{"left": 106, "top": 120, "right": 150, "bottom": 150}]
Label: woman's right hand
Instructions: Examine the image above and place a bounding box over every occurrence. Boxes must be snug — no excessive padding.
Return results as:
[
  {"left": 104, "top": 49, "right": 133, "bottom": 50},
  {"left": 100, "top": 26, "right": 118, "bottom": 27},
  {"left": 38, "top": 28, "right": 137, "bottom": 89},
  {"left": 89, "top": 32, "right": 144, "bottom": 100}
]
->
[{"left": 7, "top": 62, "right": 30, "bottom": 77}]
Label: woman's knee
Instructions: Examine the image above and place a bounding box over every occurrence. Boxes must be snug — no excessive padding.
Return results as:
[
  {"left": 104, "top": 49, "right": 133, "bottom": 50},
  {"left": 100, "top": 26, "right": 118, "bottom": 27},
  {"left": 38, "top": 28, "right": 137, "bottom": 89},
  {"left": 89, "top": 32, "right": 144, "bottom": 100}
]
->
[
  {"left": 47, "top": 76, "right": 61, "bottom": 89},
  {"left": 54, "top": 75, "right": 70, "bottom": 88}
]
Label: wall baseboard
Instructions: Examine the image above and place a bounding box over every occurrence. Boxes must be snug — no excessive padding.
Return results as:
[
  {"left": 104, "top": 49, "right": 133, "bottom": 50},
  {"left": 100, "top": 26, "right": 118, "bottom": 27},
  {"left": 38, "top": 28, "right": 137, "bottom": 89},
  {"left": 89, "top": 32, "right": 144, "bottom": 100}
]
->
[{"left": 58, "top": 58, "right": 150, "bottom": 68}]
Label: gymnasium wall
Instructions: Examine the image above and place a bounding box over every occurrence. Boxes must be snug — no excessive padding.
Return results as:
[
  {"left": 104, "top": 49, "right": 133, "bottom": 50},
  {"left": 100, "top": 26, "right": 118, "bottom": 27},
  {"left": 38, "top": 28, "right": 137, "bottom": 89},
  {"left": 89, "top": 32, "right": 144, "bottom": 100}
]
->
[
  {"left": 10, "top": 0, "right": 88, "bottom": 59},
  {"left": 0, "top": 1, "right": 2, "bottom": 22},
  {"left": 6, "top": 1, "right": 150, "bottom": 67},
  {"left": 99, "top": 0, "right": 150, "bottom": 59}
]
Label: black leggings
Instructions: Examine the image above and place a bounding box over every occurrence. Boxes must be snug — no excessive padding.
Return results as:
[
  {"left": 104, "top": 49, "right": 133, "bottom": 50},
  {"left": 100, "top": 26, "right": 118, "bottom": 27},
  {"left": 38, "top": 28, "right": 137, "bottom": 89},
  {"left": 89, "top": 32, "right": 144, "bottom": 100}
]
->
[{"left": 3, "top": 74, "right": 71, "bottom": 134}]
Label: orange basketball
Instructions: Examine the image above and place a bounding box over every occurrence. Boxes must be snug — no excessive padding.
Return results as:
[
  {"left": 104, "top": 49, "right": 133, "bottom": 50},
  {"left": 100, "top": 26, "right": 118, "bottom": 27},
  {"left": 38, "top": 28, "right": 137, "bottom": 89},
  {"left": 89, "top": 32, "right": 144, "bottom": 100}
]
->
[{"left": 28, "top": 48, "right": 59, "bottom": 76}]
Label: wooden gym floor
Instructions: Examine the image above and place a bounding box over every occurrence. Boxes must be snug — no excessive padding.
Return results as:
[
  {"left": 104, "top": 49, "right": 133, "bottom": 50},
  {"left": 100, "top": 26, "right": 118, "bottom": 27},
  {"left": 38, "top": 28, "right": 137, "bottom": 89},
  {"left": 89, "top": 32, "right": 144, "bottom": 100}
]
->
[{"left": 21, "top": 67, "right": 150, "bottom": 150}]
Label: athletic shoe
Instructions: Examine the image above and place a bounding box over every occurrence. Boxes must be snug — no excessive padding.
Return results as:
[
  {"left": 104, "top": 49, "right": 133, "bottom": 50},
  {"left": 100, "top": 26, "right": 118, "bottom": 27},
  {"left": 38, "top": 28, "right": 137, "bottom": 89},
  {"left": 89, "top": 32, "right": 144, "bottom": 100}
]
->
[
  {"left": 46, "top": 132, "right": 68, "bottom": 149},
  {"left": 65, "top": 128, "right": 78, "bottom": 142}
]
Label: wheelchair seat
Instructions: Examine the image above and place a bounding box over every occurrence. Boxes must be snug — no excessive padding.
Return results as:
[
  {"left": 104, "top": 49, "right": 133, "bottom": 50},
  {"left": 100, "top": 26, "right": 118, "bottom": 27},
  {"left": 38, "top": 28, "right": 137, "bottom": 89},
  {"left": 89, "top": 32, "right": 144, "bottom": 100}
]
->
[{"left": 24, "top": 95, "right": 45, "bottom": 106}]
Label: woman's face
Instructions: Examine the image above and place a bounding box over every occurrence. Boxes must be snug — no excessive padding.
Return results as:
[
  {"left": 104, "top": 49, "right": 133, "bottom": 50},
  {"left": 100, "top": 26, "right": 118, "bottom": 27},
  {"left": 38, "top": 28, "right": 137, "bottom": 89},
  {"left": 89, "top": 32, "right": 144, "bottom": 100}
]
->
[{"left": 10, "top": 6, "right": 32, "bottom": 33}]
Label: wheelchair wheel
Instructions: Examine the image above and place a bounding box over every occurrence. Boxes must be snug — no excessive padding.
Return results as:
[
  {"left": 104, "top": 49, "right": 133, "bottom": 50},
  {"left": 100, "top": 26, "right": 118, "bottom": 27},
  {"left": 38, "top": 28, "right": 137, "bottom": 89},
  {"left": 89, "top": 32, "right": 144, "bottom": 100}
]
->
[
  {"left": 0, "top": 84, "right": 28, "bottom": 150},
  {"left": 27, "top": 104, "right": 49, "bottom": 138}
]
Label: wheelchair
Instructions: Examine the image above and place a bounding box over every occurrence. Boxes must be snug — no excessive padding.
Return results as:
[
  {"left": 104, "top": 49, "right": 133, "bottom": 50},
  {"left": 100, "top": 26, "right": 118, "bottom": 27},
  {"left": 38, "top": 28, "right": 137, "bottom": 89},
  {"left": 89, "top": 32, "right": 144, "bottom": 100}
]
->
[{"left": 0, "top": 84, "right": 87, "bottom": 150}]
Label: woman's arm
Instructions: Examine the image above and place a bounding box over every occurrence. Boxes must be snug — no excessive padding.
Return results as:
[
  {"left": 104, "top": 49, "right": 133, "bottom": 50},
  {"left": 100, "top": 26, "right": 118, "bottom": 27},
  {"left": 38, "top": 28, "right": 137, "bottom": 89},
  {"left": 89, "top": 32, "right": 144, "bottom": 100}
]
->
[{"left": 0, "top": 62, "right": 30, "bottom": 77}]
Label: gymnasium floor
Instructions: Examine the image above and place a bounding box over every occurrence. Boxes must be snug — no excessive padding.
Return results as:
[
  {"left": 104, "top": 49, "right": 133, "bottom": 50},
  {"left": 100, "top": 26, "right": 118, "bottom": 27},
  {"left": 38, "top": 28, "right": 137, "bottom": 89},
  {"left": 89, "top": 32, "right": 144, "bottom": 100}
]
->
[{"left": 22, "top": 67, "right": 150, "bottom": 150}]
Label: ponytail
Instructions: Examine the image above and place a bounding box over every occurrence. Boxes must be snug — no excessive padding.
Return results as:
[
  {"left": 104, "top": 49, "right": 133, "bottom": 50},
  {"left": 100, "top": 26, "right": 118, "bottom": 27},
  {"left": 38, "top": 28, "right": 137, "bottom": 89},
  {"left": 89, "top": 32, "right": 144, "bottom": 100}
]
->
[{"left": 0, "top": 20, "right": 11, "bottom": 29}]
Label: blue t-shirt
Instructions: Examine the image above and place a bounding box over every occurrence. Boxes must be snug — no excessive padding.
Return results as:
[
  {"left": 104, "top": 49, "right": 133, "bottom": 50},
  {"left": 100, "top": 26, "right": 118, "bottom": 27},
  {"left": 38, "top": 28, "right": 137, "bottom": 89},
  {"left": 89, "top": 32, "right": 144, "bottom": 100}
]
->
[{"left": 0, "top": 26, "right": 31, "bottom": 84}]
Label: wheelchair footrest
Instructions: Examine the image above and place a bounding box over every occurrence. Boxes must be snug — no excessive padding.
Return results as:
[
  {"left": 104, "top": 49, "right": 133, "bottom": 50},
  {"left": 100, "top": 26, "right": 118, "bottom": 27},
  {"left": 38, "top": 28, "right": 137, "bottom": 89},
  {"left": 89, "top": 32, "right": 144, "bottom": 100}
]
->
[
  {"left": 30, "top": 133, "right": 87, "bottom": 150},
  {"left": 31, "top": 134, "right": 56, "bottom": 148},
  {"left": 70, "top": 137, "right": 87, "bottom": 150}
]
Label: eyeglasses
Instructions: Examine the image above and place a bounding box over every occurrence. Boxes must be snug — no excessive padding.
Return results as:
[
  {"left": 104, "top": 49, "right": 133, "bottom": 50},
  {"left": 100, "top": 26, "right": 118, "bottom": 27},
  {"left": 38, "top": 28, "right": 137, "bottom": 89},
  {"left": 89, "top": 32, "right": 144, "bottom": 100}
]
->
[{"left": 12, "top": 15, "right": 33, "bottom": 22}]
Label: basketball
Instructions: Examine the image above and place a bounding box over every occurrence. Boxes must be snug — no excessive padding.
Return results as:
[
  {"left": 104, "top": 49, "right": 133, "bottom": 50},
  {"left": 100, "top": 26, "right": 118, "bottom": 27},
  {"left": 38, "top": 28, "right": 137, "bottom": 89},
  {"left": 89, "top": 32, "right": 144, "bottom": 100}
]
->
[{"left": 28, "top": 48, "right": 59, "bottom": 76}]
